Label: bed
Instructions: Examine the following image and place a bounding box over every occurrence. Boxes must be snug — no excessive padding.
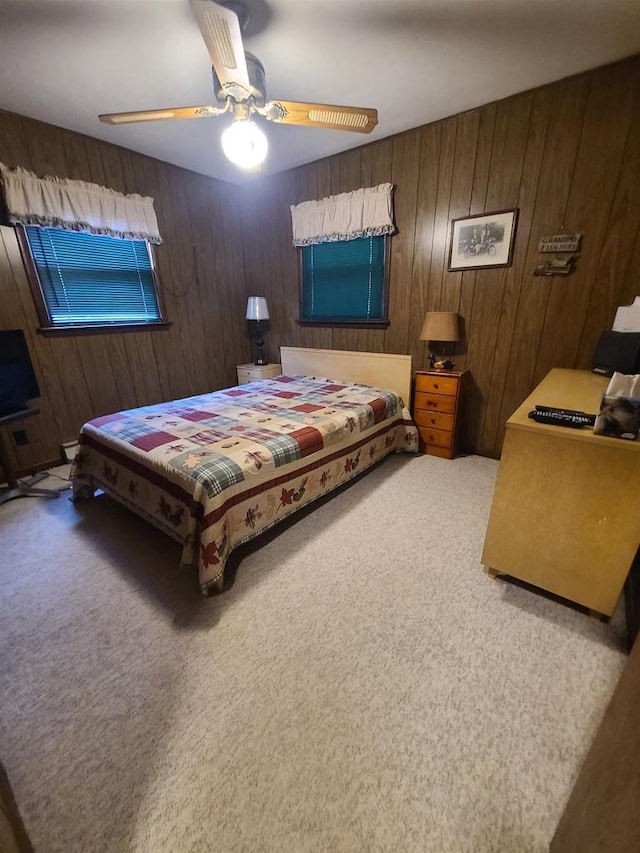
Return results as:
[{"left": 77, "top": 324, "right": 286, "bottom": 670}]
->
[{"left": 70, "top": 347, "right": 418, "bottom": 594}]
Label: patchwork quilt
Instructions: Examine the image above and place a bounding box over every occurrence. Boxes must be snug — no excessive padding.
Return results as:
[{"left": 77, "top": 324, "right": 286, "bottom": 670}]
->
[{"left": 71, "top": 374, "right": 418, "bottom": 593}]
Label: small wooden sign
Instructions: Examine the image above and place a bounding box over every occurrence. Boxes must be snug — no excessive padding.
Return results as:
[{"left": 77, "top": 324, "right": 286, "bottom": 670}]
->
[{"left": 538, "top": 233, "right": 582, "bottom": 253}]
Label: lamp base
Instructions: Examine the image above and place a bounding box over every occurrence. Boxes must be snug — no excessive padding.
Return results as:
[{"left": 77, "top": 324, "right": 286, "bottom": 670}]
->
[{"left": 254, "top": 334, "right": 268, "bottom": 366}]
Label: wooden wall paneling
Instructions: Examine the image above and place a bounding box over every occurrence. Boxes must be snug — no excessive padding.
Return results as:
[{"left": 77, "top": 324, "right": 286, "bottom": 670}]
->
[
  {"left": 165, "top": 165, "right": 213, "bottom": 395},
  {"left": 357, "top": 139, "right": 392, "bottom": 354},
  {"left": 0, "top": 111, "right": 32, "bottom": 168},
  {"left": 227, "top": 186, "right": 256, "bottom": 378},
  {"left": 270, "top": 169, "right": 294, "bottom": 355},
  {"left": 499, "top": 75, "right": 590, "bottom": 429},
  {"left": 276, "top": 168, "right": 303, "bottom": 353},
  {"left": 534, "top": 62, "right": 637, "bottom": 383},
  {"left": 576, "top": 81, "right": 640, "bottom": 367},
  {"left": 464, "top": 93, "right": 534, "bottom": 454},
  {"left": 621, "top": 220, "right": 640, "bottom": 306},
  {"left": 407, "top": 124, "right": 441, "bottom": 372},
  {"left": 217, "top": 184, "right": 247, "bottom": 385},
  {"left": 440, "top": 111, "right": 480, "bottom": 324},
  {"left": 456, "top": 104, "right": 497, "bottom": 380},
  {"left": 183, "top": 171, "right": 233, "bottom": 390},
  {"left": 385, "top": 130, "right": 421, "bottom": 356},
  {"left": 481, "top": 87, "right": 552, "bottom": 454},
  {"left": 153, "top": 161, "right": 200, "bottom": 399},
  {"left": 212, "top": 181, "right": 252, "bottom": 385},
  {"left": 423, "top": 118, "right": 456, "bottom": 319}
]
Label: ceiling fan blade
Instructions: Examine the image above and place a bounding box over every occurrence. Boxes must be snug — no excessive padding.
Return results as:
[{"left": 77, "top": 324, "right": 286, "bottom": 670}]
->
[
  {"left": 99, "top": 105, "right": 228, "bottom": 125},
  {"left": 189, "top": 0, "right": 251, "bottom": 101},
  {"left": 260, "top": 100, "right": 378, "bottom": 134}
]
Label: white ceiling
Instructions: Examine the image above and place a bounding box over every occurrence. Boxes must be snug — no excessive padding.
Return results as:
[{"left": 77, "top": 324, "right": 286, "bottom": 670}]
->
[{"left": 1, "top": 0, "right": 639, "bottom": 185}]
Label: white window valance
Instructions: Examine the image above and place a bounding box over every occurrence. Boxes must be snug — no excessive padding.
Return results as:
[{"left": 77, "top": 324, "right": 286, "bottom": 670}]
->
[
  {"left": 0, "top": 163, "right": 162, "bottom": 244},
  {"left": 290, "top": 182, "right": 395, "bottom": 247}
]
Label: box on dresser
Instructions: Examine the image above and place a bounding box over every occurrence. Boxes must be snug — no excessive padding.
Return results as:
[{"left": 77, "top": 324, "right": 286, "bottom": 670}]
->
[{"left": 413, "top": 369, "right": 467, "bottom": 459}]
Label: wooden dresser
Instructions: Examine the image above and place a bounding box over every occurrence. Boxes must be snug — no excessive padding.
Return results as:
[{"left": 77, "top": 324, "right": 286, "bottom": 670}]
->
[
  {"left": 413, "top": 369, "right": 466, "bottom": 459},
  {"left": 481, "top": 368, "right": 640, "bottom": 617}
]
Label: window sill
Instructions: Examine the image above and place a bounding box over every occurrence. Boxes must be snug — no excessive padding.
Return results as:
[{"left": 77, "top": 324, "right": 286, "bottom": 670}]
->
[
  {"left": 37, "top": 322, "right": 172, "bottom": 337},
  {"left": 298, "top": 320, "right": 390, "bottom": 329}
]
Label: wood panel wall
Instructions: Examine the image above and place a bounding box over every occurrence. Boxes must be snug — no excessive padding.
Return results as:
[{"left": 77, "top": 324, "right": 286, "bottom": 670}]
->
[
  {"left": 0, "top": 110, "right": 252, "bottom": 475},
  {"left": 239, "top": 55, "right": 640, "bottom": 457}
]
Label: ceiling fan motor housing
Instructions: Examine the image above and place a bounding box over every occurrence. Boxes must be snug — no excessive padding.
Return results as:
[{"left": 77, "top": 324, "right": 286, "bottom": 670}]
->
[{"left": 212, "top": 52, "right": 266, "bottom": 107}]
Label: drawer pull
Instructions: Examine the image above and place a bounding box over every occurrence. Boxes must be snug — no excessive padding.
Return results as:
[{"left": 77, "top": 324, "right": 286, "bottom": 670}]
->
[
  {"left": 433, "top": 383, "right": 439, "bottom": 390},
  {"left": 430, "top": 418, "right": 436, "bottom": 424}
]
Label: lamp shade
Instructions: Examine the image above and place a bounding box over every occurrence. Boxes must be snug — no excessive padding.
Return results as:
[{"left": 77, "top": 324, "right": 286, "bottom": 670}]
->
[
  {"left": 420, "top": 311, "right": 459, "bottom": 342},
  {"left": 246, "top": 296, "right": 270, "bottom": 321}
]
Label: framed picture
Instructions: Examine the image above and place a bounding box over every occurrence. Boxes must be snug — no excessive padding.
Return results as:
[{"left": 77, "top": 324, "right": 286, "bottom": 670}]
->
[{"left": 448, "top": 208, "right": 519, "bottom": 271}]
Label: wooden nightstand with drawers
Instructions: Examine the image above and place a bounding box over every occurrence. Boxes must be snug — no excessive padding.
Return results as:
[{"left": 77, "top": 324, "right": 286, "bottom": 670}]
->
[
  {"left": 236, "top": 363, "right": 282, "bottom": 385},
  {"left": 413, "top": 369, "right": 467, "bottom": 459}
]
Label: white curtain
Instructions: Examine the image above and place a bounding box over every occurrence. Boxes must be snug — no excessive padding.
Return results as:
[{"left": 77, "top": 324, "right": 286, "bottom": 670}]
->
[
  {"left": 0, "top": 162, "right": 162, "bottom": 244},
  {"left": 290, "top": 182, "right": 394, "bottom": 247}
]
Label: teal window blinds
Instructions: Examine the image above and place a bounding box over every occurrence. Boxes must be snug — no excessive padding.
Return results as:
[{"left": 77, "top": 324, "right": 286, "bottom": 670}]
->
[
  {"left": 300, "top": 235, "right": 388, "bottom": 324},
  {"left": 24, "top": 226, "right": 162, "bottom": 327}
]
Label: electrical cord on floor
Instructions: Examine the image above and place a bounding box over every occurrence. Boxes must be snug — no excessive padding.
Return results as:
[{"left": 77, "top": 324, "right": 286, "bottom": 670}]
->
[
  {"left": 17, "top": 470, "right": 72, "bottom": 490},
  {"left": 40, "top": 472, "right": 72, "bottom": 482}
]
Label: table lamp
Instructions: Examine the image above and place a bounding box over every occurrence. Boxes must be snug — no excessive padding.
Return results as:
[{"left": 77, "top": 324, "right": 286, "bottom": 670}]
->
[
  {"left": 246, "top": 296, "right": 270, "bottom": 365},
  {"left": 420, "top": 311, "right": 460, "bottom": 369}
]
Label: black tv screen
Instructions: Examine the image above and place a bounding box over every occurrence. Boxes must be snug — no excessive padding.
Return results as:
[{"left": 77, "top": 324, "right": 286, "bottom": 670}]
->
[{"left": 0, "top": 330, "right": 40, "bottom": 417}]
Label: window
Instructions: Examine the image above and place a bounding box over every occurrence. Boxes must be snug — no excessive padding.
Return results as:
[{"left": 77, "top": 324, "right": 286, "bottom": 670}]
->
[
  {"left": 299, "top": 235, "right": 389, "bottom": 326},
  {"left": 21, "top": 226, "right": 166, "bottom": 333}
]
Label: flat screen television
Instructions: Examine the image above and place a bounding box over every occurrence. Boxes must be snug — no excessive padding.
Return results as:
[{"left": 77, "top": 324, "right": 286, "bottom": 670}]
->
[{"left": 0, "top": 329, "right": 40, "bottom": 418}]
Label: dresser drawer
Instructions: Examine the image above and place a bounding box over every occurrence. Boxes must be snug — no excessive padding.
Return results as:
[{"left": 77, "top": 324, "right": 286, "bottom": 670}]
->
[
  {"left": 413, "top": 391, "right": 457, "bottom": 414},
  {"left": 417, "top": 425, "right": 453, "bottom": 449},
  {"left": 413, "top": 410, "right": 454, "bottom": 431},
  {"left": 415, "top": 374, "right": 458, "bottom": 396}
]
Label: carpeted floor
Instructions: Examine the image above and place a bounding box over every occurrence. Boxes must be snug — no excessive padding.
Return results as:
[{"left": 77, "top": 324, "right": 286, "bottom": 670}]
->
[{"left": 0, "top": 454, "right": 627, "bottom": 852}]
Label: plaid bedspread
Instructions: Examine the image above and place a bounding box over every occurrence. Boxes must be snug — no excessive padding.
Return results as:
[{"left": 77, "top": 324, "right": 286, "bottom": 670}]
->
[{"left": 71, "top": 374, "right": 418, "bottom": 593}]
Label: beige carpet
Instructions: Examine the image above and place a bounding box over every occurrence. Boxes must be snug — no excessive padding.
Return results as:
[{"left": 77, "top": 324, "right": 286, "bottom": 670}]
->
[{"left": 0, "top": 454, "right": 627, "bottom": 852}]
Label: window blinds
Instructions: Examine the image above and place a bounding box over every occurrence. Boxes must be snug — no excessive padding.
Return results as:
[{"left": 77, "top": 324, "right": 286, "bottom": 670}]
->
[
  {"left": 300, "top": 235, "right": 386, "bottom": 322},
  {"left": 25, "top": 226, "right": 161, "bottom": 326}
]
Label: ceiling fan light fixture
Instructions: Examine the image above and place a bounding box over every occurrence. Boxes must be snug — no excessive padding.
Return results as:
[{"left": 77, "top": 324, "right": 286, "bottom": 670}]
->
[{"left": 221, "top": 116, "right": 268, "bottom": 170}]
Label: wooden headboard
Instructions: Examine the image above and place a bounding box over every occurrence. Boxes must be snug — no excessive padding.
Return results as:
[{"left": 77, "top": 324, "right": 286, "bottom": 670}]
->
[{"left": 280, "top": 347, "right": 413, "bottom": 406}]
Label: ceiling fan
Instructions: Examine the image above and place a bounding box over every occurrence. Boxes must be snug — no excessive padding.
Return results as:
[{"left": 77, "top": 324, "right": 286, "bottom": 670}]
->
[{"left": 99, "top": 0, "right": 379, "bottom": 171}]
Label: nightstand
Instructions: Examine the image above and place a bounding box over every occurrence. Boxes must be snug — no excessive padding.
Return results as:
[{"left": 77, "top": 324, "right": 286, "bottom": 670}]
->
[
  {"left": 236, "top": 362, "right": 282, "bottom": 385},
  {"left": 413, "top": 369, "right": 467, "bottom": 459}
]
